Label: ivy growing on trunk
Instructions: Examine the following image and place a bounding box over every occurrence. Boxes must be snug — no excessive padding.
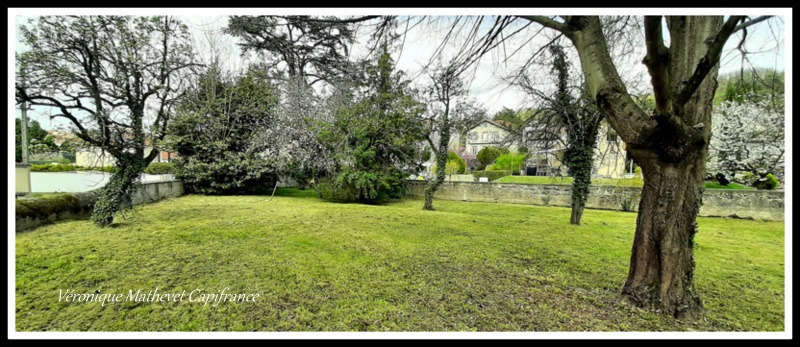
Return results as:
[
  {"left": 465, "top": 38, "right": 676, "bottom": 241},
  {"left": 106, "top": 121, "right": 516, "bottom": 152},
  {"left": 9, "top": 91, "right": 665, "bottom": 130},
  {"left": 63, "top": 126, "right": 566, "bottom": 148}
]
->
[
  {"left": 518, "top": 44, "right": 604, "bottom": 225},
  {"left": 16, "top": 16, "right": 198, "bottom": 226}
]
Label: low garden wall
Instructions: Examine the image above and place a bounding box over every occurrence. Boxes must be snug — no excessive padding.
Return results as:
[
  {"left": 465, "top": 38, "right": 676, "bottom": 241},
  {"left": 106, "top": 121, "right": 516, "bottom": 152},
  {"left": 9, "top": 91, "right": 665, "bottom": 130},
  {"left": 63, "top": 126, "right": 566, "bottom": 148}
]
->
[
  {"left": 15, "top": 180, "right": 184, "bottom": 232},
  {"left": 405, "top": 181, "right": 784, "bottom": 221}
]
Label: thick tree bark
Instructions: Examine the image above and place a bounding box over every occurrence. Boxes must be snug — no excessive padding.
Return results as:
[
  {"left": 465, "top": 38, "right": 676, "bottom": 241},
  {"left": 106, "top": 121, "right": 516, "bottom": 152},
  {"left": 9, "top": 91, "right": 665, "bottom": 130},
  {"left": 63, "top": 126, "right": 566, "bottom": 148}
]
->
[
  {"left": 521, "top": 15, "right": 733, "bottom": 317},
  {"left": 622, "top": 151, "right": 705, "bottom": 317}
]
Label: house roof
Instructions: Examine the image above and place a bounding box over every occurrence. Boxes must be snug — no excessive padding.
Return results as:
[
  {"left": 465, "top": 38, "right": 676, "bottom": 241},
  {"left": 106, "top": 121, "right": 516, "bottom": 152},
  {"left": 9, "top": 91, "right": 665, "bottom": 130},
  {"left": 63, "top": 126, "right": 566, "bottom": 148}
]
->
[{"left": 468, "top": 119, "right": 512, "bottom": 133}]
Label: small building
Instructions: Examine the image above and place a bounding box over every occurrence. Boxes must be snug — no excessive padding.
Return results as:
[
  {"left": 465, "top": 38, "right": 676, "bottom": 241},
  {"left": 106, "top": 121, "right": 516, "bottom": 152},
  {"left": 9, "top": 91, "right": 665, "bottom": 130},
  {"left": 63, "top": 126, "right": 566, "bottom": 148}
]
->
[
  {"left": 464, "top": 120, "right": 519, "bottom": 157},
  {"left": 462, "top": 120, "right": 521, "bottom": 170},
  {"left": 75, "top": 145, "right": 177, "bottom": 168},
  {"left": 75, "top": 147, "right": 117, "bottom": 167},
  {"left": 521, "top": 120, "right": 627, "bottom": 179}
]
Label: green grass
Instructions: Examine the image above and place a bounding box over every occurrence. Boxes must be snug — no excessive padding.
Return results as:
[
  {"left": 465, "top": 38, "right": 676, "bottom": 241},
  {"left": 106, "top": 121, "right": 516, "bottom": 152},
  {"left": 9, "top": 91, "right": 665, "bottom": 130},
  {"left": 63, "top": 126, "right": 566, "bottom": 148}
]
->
[
  {"left": 703, "top": 182, "right": 749, "bottom": 190},
  {"left": 495, "top": 175, "right": 753, "bottom": 190},
  {"left": 15, "top": 189, "right": 784, "bottom": 331}
]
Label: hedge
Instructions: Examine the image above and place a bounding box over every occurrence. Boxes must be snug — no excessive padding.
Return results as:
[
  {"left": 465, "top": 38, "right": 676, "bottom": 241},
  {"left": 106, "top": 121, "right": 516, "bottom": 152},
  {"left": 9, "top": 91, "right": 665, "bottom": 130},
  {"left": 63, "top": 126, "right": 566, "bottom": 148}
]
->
[
  {"left": 144, "top": 162, "right": 176, "bottom": 175},
  {"left": 30, "top": 163, "right": 117, "bottom": 173},
  {"left": 30, "top": 163, "right": 77, "bottom": 172},
  {"left": 471, "top": 170, "right": 512, "bottom": 182},
  {"left": 31, "top": 161, "right": 180, "bottom": 175},
  {"left": 15, "top": 190, "right": 101, "bottom": 231}
]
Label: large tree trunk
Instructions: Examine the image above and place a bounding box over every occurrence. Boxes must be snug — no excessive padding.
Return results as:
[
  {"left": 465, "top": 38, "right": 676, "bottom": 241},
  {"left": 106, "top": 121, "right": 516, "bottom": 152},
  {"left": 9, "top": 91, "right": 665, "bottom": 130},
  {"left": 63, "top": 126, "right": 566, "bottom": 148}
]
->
[
  {"left": 621, "top": 151, "right": 705, "bottom": 317},
  {"left": 569, "top": 167, "right": 591, "bottom": 225},
  {"left": 90, "top": 154, "right": 147, "bottom": 226},
  {"left": 536, "top": 16, "right": 727, "bottom": 317},
  {"left": 566, "top": 128, "right": 600, "bottom": 225}
]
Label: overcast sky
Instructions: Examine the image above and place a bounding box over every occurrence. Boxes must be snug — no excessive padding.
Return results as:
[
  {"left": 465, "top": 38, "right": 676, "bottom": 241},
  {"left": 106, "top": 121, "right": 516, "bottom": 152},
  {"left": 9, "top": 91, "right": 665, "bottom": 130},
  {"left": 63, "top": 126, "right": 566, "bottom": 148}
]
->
[{"left": 14, "top": 12, "right": 787, "bottom": 130}]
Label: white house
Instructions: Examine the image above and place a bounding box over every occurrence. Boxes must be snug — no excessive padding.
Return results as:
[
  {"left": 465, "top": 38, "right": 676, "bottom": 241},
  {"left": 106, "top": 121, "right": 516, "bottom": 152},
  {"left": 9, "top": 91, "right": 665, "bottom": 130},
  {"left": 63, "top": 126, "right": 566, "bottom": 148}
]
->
[
  {"left": 521, "top": 120, "right": 628, "bottom": 178},
  {"left": 464, "top": 120, "right": 519, "bottom": 158},
  {"left": 75, "top": 145, "right": 177, "bottom": 168}
]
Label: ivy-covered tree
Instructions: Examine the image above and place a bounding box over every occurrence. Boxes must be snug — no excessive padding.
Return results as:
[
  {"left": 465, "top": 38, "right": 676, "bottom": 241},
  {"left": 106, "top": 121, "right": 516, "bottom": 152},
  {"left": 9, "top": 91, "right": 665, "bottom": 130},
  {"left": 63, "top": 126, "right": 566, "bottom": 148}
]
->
[
  {"left": 518, "top": 44, "right": 605, "bottom": 225},
  {"left": 315, "top": 48, "right": 426, "bottom": 203},
  {"left": 422, "top": 62, "right": 467, "bottom": 211},
  {"left": 519, "top": 15, "right": 773, "bottom": 316},
  {"left": 16, "top": 16, "right": 197, "bottom": 226},
  {"left": 166, "top": 65, "right": 281, "bottom": 194}
]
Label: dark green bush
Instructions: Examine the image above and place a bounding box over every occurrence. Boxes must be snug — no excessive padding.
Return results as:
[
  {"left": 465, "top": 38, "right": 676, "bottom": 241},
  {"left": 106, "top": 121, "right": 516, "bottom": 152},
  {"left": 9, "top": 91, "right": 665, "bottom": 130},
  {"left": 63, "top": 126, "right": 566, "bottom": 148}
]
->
[
  {"left": 753, "top": 173, "right": 779, "bottom": 190},
  {"left": 144, "top": 162, "right": 176, "bottom": 175},
  {"left": 316, "top": 167, "right": 408, "bottom": 204},
  {"left": 472, "top": 170, "right": 512, "bottom": 181},
  {"left": 314, "top": 49, "right": 424, "bottom": 204},
  {"left": 177, "top": 153, "right": 277, "bottom": 195},
  {"left": 168, "top": 66, "right": 281, "bottom": 195},
  {"left": 476, "top": 146, "right": 504, "bottom": 170},
  {"left": 314, "top": 180, "right": 360, "bottom": 203}
]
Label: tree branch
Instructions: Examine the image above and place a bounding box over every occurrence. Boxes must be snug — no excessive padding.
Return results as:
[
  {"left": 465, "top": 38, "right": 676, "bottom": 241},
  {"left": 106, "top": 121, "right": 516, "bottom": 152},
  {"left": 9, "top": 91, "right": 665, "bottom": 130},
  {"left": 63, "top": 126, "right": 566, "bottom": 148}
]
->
[
  {"left": 519, "top": 16, "right": 569, "bottom": 33},
  {"left": 734, "top": 15, "right": 772, "bottom": 32},
  {"left": 675, "top": 16, "right": 745, "bottom": 104},
  {"left": 642, "top": 16, "right": 671, "bottom": 113}
]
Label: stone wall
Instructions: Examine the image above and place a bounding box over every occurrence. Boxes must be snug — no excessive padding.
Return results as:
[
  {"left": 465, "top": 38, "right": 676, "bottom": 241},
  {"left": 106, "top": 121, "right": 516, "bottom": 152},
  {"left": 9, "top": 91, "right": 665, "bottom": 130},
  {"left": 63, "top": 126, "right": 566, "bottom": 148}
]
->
[
  {"left": 406, "top": 181, "right": 784, "bottom": 221},
  {"left": 16, "top": 180, "right": 185, "bottom": 232},
  {"left": 128, "top": 180, "right": 185, "bottom": 206}
]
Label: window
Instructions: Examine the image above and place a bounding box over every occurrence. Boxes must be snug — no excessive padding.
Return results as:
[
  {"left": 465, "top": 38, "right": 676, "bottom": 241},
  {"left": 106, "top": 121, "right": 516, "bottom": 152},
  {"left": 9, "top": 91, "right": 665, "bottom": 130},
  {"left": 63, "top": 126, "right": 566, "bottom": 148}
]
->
[{"left": 607, "top": 132, "right": 618, "bottom": 142}]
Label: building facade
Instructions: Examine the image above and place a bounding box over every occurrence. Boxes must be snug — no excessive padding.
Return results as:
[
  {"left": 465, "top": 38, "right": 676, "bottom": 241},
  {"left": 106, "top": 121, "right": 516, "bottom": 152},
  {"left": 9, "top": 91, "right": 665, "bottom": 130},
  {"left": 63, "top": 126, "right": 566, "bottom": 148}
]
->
[
  {"left": 75, "top": 146, "right": 177, "bottom": 167},
  {"left": 521, "top": 120, "right": 628, "bottom": 179}
]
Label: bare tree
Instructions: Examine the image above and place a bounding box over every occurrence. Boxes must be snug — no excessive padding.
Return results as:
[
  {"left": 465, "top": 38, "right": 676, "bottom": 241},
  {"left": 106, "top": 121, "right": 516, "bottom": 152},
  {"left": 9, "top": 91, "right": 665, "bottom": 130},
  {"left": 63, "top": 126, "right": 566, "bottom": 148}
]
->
[
  {"left": 517, "top": 44, "right": 605, "bottom": 225},
  {"left": 422, "top": 61, "right": 466, "bottom": 211}
]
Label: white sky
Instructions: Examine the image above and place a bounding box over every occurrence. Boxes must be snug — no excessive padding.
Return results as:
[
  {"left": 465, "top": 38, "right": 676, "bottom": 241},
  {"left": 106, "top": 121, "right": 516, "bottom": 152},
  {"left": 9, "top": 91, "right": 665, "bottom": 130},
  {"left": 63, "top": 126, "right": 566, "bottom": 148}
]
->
[{"left": 12, "top": 10, "right": 787, "bottom": 130}]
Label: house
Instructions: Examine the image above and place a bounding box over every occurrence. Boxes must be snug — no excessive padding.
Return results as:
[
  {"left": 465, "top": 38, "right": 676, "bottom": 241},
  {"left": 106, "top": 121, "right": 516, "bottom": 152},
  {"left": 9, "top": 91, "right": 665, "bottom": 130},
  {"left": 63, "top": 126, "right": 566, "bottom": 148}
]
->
[
  {"left": 75, "top": 139, "right": 177, "bottom": 168},
  {"left": 464, "top": 120, "right": 519, "bottom": 156},
  {"left": 75, "top": 146, "right": 117, "bottom": 167},
  {"left": 46, "top": 130, "right": 78, "bottom": 148},
  {"left": 521, "top": 119, "right": 628, "bottom": 178},
  {"left": 462, "top": 120, "right": 520, "bottom": 169}
]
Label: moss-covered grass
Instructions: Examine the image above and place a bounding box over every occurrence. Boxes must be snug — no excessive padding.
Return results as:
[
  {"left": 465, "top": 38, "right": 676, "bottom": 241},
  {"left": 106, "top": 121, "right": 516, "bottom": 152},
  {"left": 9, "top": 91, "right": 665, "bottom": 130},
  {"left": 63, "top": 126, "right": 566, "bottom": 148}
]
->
[
  {"left": 15, "top": 189, "right": 784, "bottom": 331},
  {"left": 495, "top": 175, "right": 752, "bottom": 190}
]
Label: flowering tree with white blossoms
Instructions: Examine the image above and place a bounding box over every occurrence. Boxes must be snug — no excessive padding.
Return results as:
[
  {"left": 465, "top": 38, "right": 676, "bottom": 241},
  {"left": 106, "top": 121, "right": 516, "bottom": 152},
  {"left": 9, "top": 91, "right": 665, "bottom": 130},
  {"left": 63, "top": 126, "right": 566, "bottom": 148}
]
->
[{"left": 707, "top": 94, "right": 785, "bottom": 183}]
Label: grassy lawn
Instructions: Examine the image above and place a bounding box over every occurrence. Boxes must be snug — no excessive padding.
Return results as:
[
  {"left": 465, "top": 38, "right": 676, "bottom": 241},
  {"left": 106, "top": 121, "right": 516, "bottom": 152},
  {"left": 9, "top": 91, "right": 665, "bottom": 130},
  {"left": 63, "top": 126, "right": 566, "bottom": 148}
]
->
[
  {"left": 15, "top": 189, "right": 784, "bottom": 331},
  {"left": 495, "top": 175, "right": 752, "bottom": 190}
]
